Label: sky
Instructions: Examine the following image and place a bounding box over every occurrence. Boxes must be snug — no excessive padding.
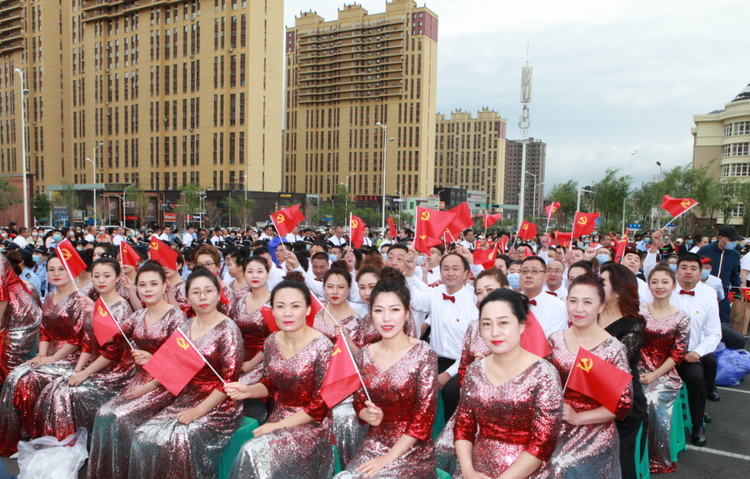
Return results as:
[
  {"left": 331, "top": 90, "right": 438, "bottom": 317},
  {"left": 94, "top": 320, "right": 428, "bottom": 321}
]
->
[{"left": 284, "top": 0, "right": 750, "bottom": 196}]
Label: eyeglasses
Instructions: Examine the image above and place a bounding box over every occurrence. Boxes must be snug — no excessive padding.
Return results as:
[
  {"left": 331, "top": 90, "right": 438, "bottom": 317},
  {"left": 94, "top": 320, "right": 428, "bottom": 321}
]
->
[
  {"left": 196, "top": 262, "right": 215, "bottom": 268},
  {"left": 188, "top": 288, "right": 218, "bottom": 298},
  {"left": 547, "top": 269, "right": 564, "bottom": 275},
  {"left": 520, "top": 269, "right": 545, "bottom": 276}
]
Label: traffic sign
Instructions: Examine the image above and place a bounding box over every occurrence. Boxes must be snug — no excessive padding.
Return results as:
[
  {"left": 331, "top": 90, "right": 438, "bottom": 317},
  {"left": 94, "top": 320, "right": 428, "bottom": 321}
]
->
[
  {"left": 628, "top": 223, "right": 642, "bottom": 230},
  {"left": 595, "top": 217, "right": 601, "bottom": 226},
  {"left": 664, "top": 222, "right": 676, "bottom": 229}
]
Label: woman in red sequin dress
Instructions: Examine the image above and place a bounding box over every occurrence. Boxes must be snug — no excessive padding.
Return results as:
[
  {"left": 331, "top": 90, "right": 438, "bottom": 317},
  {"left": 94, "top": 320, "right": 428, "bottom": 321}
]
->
[
  {"left": 226, "top": 250, "right": 253, "bottom": 315},
  {"left": 453, "top": 288, "right": 563, "bottom": 479},
  {"left": 225, "top": 280, "right": 335, "bottom": 479},
  {"left": 86, "top": 262, "right": 187, "bottom": 479},
  {"left": 0, "top": 252, "right": 42, "bottom": 385},
  {"left": 335, "top": 268, "right": 439, "bottom": 479},
  {"left": 128, "top": 269, "right": 244, "bottom": 478},
  {"left": 638, "top": 264, "right": 690, "bottom": 473},
  {"left": 547, "top": 273, "right": 633, "bottom": 478},
  {"left": 0, "top": 253, "right": 85, "bottom": 456},
  {"left": 34, "top": 257, "right": 135, "bottom": 440},
  {"left": 193, "top": 245, "right": 232, "bottom": 317}
]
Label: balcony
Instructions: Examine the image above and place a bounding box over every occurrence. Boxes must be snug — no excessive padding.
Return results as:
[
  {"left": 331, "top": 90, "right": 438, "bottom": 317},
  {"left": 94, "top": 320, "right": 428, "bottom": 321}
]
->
[{"left": 0, "top": 1, "right": 22, "bottom": 14}]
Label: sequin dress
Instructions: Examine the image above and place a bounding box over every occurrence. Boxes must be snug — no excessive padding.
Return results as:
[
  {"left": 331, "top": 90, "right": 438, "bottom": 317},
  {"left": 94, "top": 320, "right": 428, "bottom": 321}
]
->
[
  {"left": 227, "top": 283, "right": 253, "bottom": 318},
  {"left": 335, "top": 341, "right": 438, "bottom": 479},
  {"left": 349, "top": 313, "right": 418, "bottom": 348},
  {"left": 86, "top": 306, "right": 186, "bottom": 479},
  {"left": 171, "top": 280, "right": 194, "bottom": 318},
  {"left": 0, "top": 290, "right": 85, "bottom": 456},
  {"left": 313, "top": 306, "right": 368, "bottom": 467},
  {"left": 0, "top": 254, "right": 42, "bottom": 384},
  {"left": 128, "top": 317, "right": 244, "bottom": 478},
  {"left": 637, "top": 303, "right": 690, "bottom": 473},
  {"left": 228, "top": 333, "right": 335, "bottom": 479},
  {"left": 233, "top": 295, "right": 273, "bottom": 422},
  {"left": 452, "top": 359, "right": 562, "bottom": 478},
  {"left": 547, "top": 331, "right": 633, "bottom": 478}
]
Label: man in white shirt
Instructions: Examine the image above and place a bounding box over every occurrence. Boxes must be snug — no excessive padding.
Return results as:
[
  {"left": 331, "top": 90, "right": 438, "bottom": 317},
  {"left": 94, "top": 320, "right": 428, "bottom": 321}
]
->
[
  {"left": 210, "top": 228, "right": 224, "bottom": 246},
  {"left": 520, "top": 256, "right": 568, "bottom": 337},
  {"left": 182, "top": 226, "right": 195, "bottom": 247},
  {"left": 112, "top": 226, "right": 126, "bottom": 246},
  {"left": 361, "top": 226, "right": 373, "bottom": 248},
  {"left": 672, "top": 253, "right": 721, "bottom": 447},
  {"left": 12, "top": 227, "right": 28, "bottom": 248},
  {"left": 284, "top": 226, "right": 304, "bottom": 244},
  {"left": 621, "top": 250, "right": 651, "bottom": 301},
  {"left": 405, "top": 250, "right": 477, "bottom": 422},
  {"left": 420, "top": 244, "right": 445, "bottom": 287},
  {"left": 544, "top": 260, "right": 568, "bottom": 299},
  {"left": 258, "top": 225, "right": 276, "bottom": 242},
  {"left": 84, "top": 226, "right": 96, "bottom": 243},
  {"left": 158, "top": 225, "right": 173, "bottom": 243},
  {"left": 458, "top": 229, "right": 476, "bottom": 250},
  {"left": 327, "top": 226, "right": 347, "bottom": 247}
]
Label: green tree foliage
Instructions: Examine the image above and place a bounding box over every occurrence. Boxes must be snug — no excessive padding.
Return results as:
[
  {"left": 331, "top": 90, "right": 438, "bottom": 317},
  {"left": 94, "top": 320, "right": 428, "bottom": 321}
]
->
[
  {"left": 175, "top": 182, "right": 203, "bottom": 228},
  {"left": 548, "top": 180, "right": 579, "bottom": 224},
  {"left": 33, "top": 193, "right": 52, "bottom": 222},
  {"left": 223, "top": 196, "right": 257, "bottom": 229},
  {"left": 51, "top": 182, "right": 79, "bottom": 225},
  {"left": 125, "top": 187, "right": 151, "bottom": 229}
]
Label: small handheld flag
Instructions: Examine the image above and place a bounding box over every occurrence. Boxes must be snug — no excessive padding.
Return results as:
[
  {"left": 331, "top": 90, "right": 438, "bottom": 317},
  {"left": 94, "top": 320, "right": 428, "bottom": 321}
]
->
[
  {"left": 484, "top": 212, "right": 503, "bottom": 230},
  {"left": 92, "top": 298, "right": 134, "bottom": 349},
  {"left": 387, "top": 216, "right": 397, "bottom": 238},
  {"left": 517, "top": 221, "right": 538, "bottom": 241},
  {"left": 120, "top": 242, "right": 141, "bottom": 268},
  {"left": 349, "top": 214, "right": 365, "bottom": 248},
  {"left": 149, "top": 236, "right": 178, "bottom": 271},
  {"left": 661, "top": 195, "right": 698, "bottom": 228},
  {"left": 571, "top": 212, "right": 599, "bottom": 238},
  {"left": 519, "top": 312, "right": 552, "bottom": 357},
  {"left": 565, "top": 347, "right": 632, "bottom": 414},
  {"left": 259, "top": 305, "right": 279, "bottom": 333},
  {"left": 472, "top": 243, "right": 499, "bottom": 270},
  {"left": 55, "top": 239, "right": 88, "bottom": 280},
  {"left": 271, "top": 204, "right": 306, "bottom": 237},
  {"left": 320, "top": 332, "right": 370, "bottom": 408}
]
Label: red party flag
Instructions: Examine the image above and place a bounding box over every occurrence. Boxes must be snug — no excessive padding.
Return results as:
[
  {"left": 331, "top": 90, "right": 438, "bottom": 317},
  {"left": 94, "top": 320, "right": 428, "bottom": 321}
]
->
[
  {"left": 661, "top": 195, "right": 698, "bottom": 220},
  {"left": 414, "top": 232, "right": 443, "bottom": 255},
  {"left": 473, "top": 243, "right": 499, "bottom": 269},
  {"left": 259, "top": 305, "right": 279, "bottom": 333},
  {"left": 387, "top": 216, "right": 397, "bottom": 238},
  {"left": 484, "top": 212, "right": 503, "bottom": 230},
  {"left": 271, "top": 204, "right": 306, "bottom": 237},
  {"left": 92, "top": 298, "right": 123, "bottom": 346},
  {"left": 349, "top": 214, "right": 365, "bottom": 248},
  {"left": 120, "top": 242, "right": 141, "bottom": 268},
  {"left": 320, "top": 332, "right": 365, "bottom": 408},
  {"left": 149, "top": 235, "right": 178, "bottom": 271},
  {"left": 520, "top": 312, "right": 552, "bottom": 357},
  {"left": 517, "top": 220, "right": 538, "bottom": 241},
  {"left": 739, "top": 287, "right": 750, "bottom": 302},
  {"left": 522, "top": 245, "right": 533, "bottom": 259},
  {"left": 55, "top": 239, "right": 88, "bottom": 279},
  {"left": 552, "top": 231, "right": 573, "bottom": 248},
  {"left": 572, "top": 212, "right": 599, "bottom": 238},
  {"left": 143, "top": 329, "right": 207, "bottom": 396},
  {"left": 497, "top": 235, "right": 509, "bottom": 253},
  {"left": 445, "top": 202, "right": 473, "bottom": 239},
  {"left": 611, "top": 229, "right": 629, "bottom": 263},
  {"left": 416, "top": 206, "right": 454, "bottom": 240},
  {"left": 566, "top": 347, "right": 633, "bottom": 414},
  {"left": 545, "top": 202, "right": 561, "bottom": 221},
  {"left": 307, "top": 294, "right": 323, "bottom": 327}
]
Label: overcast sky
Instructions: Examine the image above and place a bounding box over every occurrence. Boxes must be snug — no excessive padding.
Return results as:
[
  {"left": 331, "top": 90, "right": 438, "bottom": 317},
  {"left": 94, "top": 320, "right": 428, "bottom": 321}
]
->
[{"left": 284, "top": 0, "right": 750, "bottom": 196}]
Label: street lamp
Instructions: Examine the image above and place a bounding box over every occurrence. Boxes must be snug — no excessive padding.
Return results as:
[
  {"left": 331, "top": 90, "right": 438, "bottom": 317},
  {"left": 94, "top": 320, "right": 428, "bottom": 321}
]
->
[
  {"left": 525, "top": 171, "right": 537, "bottom": 222},
  {"left": 656, "top": 161, "right": 663, "bottom": 181},
  {"left": 376, "top": 122, "right": 395, "bottom": 230},
  {"left": 123, "top": 183, "right": 136, "bottom": 228},
  {"left": 396, "top": 183, "right": 408, "bottom": 227},
  {"left": 86, "top": 143, "right": 104, "bottom": 228},
  {"left": 14, "top": 68, "right": 29, "bottom": 228},
  {"left": 622, "top": 151, "right": 638, "bottom": 233}
]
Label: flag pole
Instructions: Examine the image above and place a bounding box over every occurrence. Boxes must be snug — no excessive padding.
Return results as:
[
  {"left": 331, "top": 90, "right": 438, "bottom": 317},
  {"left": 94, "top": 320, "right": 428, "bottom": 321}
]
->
[
  {"left": 662, "top": 205, "right": 697, "bottom": 230},
  {"left": 177, "top": 329, "right": 226, "bottom": 385},
  {"left": 269, "top": 215, "right": 284, "bottom": 241},
  {"left": 55, "top": 243, "right": 82, "bottom": 295},
  {"left": 545, "top": 211, "right": 552, "bottom": 234},
  {"left": 561, "top": 347, "right": 581, "bottom": 395},
  {"left": 99, "top": 299, "right": 135, "bottom": 350},
  {"left": 340, "top": 331, "right": 371, "bottom": 403},
  {"left": 349, "top": 212, "right": 353, "bottom": 250}
]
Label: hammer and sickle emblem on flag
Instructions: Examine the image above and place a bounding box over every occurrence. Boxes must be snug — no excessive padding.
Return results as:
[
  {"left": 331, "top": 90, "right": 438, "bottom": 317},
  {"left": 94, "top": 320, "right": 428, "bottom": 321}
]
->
[
  {"left": 577, "top": 357, "right": 593, "bottom": 373},
  {"left": 151, "top": 242, "right": 159, "bottom": 250},
  {"left": 351, "top": 219, "right": 359, "bottom": 228},
  {"left": 420, "top": 211, "right": 430, "bottom": 221},
  {"left": 123, "top": 246, "right": 129, "bottom": 254},
  {"left": 552, "top": 205, "right": 558, "bottom": 213},
  {"left": 176, "top": 337, "right": 190, "bottom": 350},
  {"left": 61, "top": 249, "right": 72, "bottom": 261},
  {"left": 419, "top": 235, "right": 427, "bottom": 240},
  {"left": 488, "top": 251, "right": 493, "bottom": 259},
  {"left": 578, "top": 217, "right": 588, "bottom": 225},
  {"left": 98, "top": 305, "right": 108, "bottom": 317},
  {"left": 331, "top": 348, "right": 342, "bottom": 356},
  {"left": 681, "top": 199, "right": 691, "bottom": 208},
  {"left": 522, "top": 224, "right": 528, "bottom": 230},
  {"left": 276, "top": 214, "right": 285, "bottom": 223}
]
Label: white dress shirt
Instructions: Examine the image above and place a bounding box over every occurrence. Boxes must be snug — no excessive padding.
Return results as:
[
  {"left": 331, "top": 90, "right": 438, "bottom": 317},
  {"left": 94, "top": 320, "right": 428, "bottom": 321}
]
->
[
  {"left": 406, "top": 277, "right": 478, "bottom": 377},
  {"left": 543, "top": 284, "right": 568, "bottom": 300},
  {"left": 328, "top": 235, "right": 347, "bottom": 247},
  {"left": 112, "top": 235, "right": 125, "bottom": 246},
  {"left": 158, "top": 233, "right": 172, "bottom": 242},
  {"left": 182, "top": 232, "right": 194, "bottom": 247},
  {"left": 526, "top": 291, "right": 568, "bottom": 338},
  {"left": 266, "top": 263, "right": 285, "bottom": 292},
  {"left": 12, "top": 236, "right": 27, "bottom": 248},
  {"left": 424, "top": 268, "right": 442, "bottom": 287},
  {"left": 362, "top": 236, "right": 373, "bottom": 248},
  {"left": 459, "top": 240, "right": 476, "bottom": 250},
  {"left": 703, "top": 274, "right": 725, "bottom": 300},
  {"left": 285, "top": 233, "right": 304, "bottom": 243},
  {"left": 668, "top": 281, "right": 721, "bottom": 357},
  {"left": 637, "top": 277, "right": 651, "bottom": 303}
]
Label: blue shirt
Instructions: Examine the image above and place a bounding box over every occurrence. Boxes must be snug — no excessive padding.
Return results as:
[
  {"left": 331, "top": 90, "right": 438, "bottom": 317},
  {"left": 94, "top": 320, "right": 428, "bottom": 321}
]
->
[{"left": 21, "top": 267, "right": 41, "bottom": 292}]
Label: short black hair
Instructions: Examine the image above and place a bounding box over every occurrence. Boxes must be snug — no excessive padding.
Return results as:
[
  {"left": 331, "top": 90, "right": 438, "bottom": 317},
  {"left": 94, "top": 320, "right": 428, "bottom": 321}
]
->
[
  {"left": 677, "top": 252, "right": 702, "bottom": 269},
  {"left": 479, "top": 288, "right": 528, "bottom": 324}
]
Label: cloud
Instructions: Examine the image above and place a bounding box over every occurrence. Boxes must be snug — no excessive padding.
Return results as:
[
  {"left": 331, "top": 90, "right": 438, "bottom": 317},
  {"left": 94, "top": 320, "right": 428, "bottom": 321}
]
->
[{"left": 284, "top": 0, "right": 750, "bottom": 193}]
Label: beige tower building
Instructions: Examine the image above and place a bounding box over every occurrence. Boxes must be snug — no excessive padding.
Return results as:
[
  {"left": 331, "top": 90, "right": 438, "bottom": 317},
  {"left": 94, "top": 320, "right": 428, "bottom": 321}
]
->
[
  {"left": 284, "top": 0, "right": 439, "bottom": 201},
  {"left": 433, "top": 108, "right": 507, "bottom": 206},
  {"left": 692, "top": 83, "right": 750, "bottom": 224}
]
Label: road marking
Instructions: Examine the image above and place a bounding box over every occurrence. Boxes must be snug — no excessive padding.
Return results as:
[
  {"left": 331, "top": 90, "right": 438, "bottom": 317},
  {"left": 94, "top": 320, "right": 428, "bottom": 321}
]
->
[
  {"left": 717, "top": 387, "right": 750, "bottom": 395},
  {"left": 686, "top": 446, "right": 750, "bottom": 461}
]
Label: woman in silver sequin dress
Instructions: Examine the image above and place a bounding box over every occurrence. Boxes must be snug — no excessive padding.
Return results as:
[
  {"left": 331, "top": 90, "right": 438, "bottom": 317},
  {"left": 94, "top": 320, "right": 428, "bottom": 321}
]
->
[
  {"left": 128, "top": 269, "right": 244, "bottom": 478},
  {"left": 34, "top": 257, "right": 136, "bottom": 440},
  {"left": 225, "top": 279, "right": 335, "bottom": 479},
  {"left": 335, "top": 268, "right": 439, "bottom": 479},
  {"left": 0, "top": 253, "right": 85, "bottom": 456},
  {"left": 86, "top": 261, "right": 187, "bottom": 479}
]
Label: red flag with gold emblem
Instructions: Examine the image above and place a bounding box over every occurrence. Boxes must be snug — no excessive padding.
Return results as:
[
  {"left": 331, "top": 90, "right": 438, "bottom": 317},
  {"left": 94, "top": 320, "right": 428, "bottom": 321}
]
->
[
  {"left": 416, "top": 206, "right": 454, "bottom": 240},
  {"left": 661, "top": 195, "right": 698, "bottom": 219},
  {"left": 92, "top": 298, "right": 127, "bottom": 347},
  {"left": 271, "top": 204, "right": 306, "bottom": 237},
  {"left": 414, "top": 233, "right": 443, "bottom": 255},
  {"left": 149, "top": 235, "right": 178, "bottom": 271},
  {"left": 484, "top": 213, "right": 503, "bottom": 230},
  {"left": 473, "top": 243, "right": 499, "bottom": 269},
  {"left": 571, "top": 212, "right": 599, "bottom": 238},
  {"left": 55, "top": 239, "right": 88, "bottom": 279},
  {"left": 143, "top": 329, "right": 208, "bottom": 395},
  {"left": 320, "top": 332, "right": 366, "bottom": 408},
  {"left": 566, "top": 347, "right": 633, "bottom": 414},
  {"left": 445, "top": 202, "right": 474, "bottom": 239},
  {"left": 739, "top": 287, "right": 750, "bottom": 302},
  {"left": 610, "top": 229, "right": 629, "bottom": 263},
  {"left": 120, "top": 242, "right": 141, "bottom": 268},
  {"left": 552, "top": 231, "right": 573, "bottom": 248},
  {"left": 545, "top": 202, "right": 561, "bottom": 221},
  {"left": 520, "top": 312, "right": 552, "bottom": 358},
  {"left": 517, "top": 221, "right": 538, "bottom": 241},
  {"left": 349, "top": 214, "right": 365, "bottom": 248}
]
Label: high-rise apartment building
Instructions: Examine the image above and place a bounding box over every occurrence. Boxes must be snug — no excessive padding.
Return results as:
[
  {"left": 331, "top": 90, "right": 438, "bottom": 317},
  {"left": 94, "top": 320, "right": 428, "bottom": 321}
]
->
[
  {"left": 0, "top": 0, "right": 283, "bottom": 226},
  {"left": 504, "top": 138, "right": 546, "bottom": 221},
  {"left": 284, "top": 0, "right": 439, "bottom": 201},
  {"left": 433, "top": 108, "right": 507, "bottom": 205}
]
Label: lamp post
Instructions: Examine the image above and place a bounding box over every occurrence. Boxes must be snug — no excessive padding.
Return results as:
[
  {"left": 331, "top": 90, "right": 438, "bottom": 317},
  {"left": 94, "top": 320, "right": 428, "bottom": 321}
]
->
[
  {"left": 13, "top": 68, "right": 29, "bottom": 228},
  {"left": 123, "top": 183, "right": 136, "bottom": 228},
  {"left": 396, "top": 182, "right": 408, "bottom": 227},
  {"left": 86, "top": 143, "right": 104, "bottom": 228},
  {"left": 525, "top": 171, "right": 537, "bottom": 222},
  {"left": 656, "top": 161, "right": 663, "bottom": 181},
  {"left": 376, "top": 122, "right": 394, "bottom": 231},
  {"left": 622, "top": 151, "right": 638, "bottom": 234},
  {"left": 244, "top": 164, "right": 251, "bottom": 200}
]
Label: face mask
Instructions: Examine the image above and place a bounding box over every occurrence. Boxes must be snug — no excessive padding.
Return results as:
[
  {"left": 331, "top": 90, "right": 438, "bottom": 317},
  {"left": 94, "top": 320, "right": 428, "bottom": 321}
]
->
[
  {"left": 669, "top": 264, "right": 677, "bottom": 272},
  {"left": 529, "top": 242, "right": 536, "bottom": 247},
  {"left": 31, "top": 232, "right": 38, "bottom": 237},
  {"left": 417, "top": 256, "right": 424, "bottom": 266},
  {"left": 382, "top": 253, "right": 388, "bottom": 260},
  {"left": 583, "top": 241, "right": 589, "bottom": 245},
  {"left": 688, "top": 240, "right": 693, "bottom": 245},
  {"left": 725, "top": 241, "right": 737, "bottom": 250},
  {"left": 33, "top": 255, "right": 42, "bottom": 264},
  {"left": 0, "top": 233, "right": 6, "bottom": 238},
  {"left": 507, "top": 273, "right": 521, "bottom": 289},
  {"left": 701, "top": 270, "right": 710, "bottom": 280},
  {"left": 644, "top": 238, "right": 651, "bottom": 244},
  {"left": 77, "top": 247, "right": 83, "bottom": 251},
  {"left": 53, "top": 234, "right": 62, "bottom": 242},
  {"left": 596, "top": 254, "right": 610, "bottom": 264},
  {"left": 328, "top": 254, "right": 338, "bottom": 262}
]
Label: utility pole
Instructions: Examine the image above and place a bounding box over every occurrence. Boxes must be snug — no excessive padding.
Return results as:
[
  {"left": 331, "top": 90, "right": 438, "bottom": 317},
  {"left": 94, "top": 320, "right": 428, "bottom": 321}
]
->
[{"left": 518, "top": 60, "right": 532, "bottom": 229}]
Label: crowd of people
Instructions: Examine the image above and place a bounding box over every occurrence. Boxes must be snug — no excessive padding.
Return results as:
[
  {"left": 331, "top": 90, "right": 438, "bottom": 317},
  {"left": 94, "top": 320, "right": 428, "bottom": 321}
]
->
[{"left": 0, "top": 218, "right": 745, "bottom": 478}]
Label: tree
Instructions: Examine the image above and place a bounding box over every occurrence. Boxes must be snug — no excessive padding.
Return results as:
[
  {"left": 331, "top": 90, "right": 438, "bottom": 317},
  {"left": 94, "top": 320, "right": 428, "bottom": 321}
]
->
[
  {"left": 204, "top": 200, "right": 222, "bottom": 228},
  {"left": 175, "top": 182, "right": 203, "bottom": 229},
  {"left": 223, "top": 196, "right": 257, "bottom": 229},
  {"left": 126, "top": 187, "right": 151, "bottom": 229},
  {"left": 51, "top": 182, "right": 79, "bottom": 227},
  {"left": 548, "top": 180, "right": 578, "bottom": 225},
  {"left": 0, "top": 178, "right": 22, "bottom": 225},
  {"left": 312, "top": 184, "right": 354, "bottom": 225},
  {"left": 33, "top": 193, "right": 52, "bottom": 223},
  {"left": 351, "top": 207, "right": 380, "bottom": 227}
]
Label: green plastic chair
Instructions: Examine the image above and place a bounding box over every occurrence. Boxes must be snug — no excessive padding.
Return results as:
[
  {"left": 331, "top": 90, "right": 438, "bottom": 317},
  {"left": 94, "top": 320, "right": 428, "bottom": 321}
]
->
[
  {"left": 334, "top": 444, "right": 343, "bottom": 474},
  {"left": 437, "top": 468, "right": 452, "bottom": 478},
  {"left": 217, "top": 416, "right": 259, "bottom": 479},
  {"left": 670, "top": 385, "right": 688, "bottom": 462},
  {"left": 433, "top": 393, "right": 446, "bottom": 440},
  {"left": 635, "top": 421, "right": 650, "bottom": 479},
  {"left": 679, "top": 383, "right": 692, "bottom": 428}
]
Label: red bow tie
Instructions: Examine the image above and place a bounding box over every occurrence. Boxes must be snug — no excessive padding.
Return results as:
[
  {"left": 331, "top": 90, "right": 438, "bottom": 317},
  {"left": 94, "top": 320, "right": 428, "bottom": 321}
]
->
[
  {"left": 679, "top": 289, "right": 695, "bottom": 296},
  {"left": 546, "top": 291, "right": 557, "bottom": 297},
  {"left": 428, "top": 270, "right": 434, "bottom": 274},
  {"left": 442, "top": 293, "right": 455, "bottom": 303},
  {"left": 314, "top": 278, "right": 323, "bottom": 282},
  {"left": 528, "top": 299, "right": 538, "bottom": 306}
]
